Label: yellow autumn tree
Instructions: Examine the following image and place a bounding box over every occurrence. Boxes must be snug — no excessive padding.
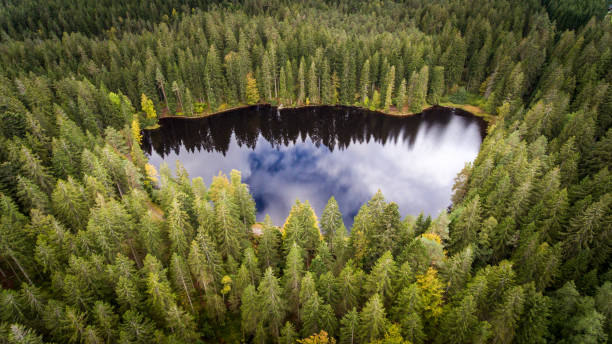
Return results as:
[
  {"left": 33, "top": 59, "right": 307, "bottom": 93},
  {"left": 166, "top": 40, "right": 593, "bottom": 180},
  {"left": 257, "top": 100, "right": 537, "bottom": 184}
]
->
[
  {"left": 141, "top": 93, "right": 157, "bottom": 119},
  {"left": 416, "top": 267, "right": 444, "bottom": 321},
  {"left": 131, "top": 117, "right": 142, "bottom": 144},
  {"left": 246, "top": 72, "right": 260, "bottom": 105},
  {"left": 145, "top": 163, "right": 159, "bottom": 186},
  {"left": 298, "top": 330, "right": 336, "bottom": 344}
]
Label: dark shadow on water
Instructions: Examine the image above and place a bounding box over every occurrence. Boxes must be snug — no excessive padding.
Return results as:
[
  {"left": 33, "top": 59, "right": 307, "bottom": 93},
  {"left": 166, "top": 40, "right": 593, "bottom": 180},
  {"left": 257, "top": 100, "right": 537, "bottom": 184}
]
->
[{"left": 143, "top": 105, "right": 487, "bottom": 227}]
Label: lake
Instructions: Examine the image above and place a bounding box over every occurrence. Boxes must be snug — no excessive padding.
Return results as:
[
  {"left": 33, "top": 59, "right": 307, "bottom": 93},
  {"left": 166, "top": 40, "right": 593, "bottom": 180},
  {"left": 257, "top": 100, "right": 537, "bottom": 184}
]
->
[{"left": 143, "top": 105, "right": 487, "bottom": 227}]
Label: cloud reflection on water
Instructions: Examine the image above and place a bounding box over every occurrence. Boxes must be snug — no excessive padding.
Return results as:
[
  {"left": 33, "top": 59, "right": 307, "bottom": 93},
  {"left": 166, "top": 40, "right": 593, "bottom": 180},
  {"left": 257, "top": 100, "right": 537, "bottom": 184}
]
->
[{"left": 144, "top": 105, "right": 485, "bottom": 227}]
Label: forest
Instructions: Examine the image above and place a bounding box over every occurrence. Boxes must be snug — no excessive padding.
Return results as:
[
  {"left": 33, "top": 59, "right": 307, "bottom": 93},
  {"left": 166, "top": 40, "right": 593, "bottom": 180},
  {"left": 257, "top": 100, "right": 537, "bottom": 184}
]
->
[{"left": 0, "top": 0, "right": 611, "bottom": 343}]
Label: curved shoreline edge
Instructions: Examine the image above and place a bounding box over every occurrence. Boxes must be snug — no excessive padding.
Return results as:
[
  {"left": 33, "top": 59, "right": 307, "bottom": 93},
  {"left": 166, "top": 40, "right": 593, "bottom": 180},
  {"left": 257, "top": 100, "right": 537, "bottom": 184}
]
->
[{"left": 147, "top": 103, "right": 493, "bottom": 130}]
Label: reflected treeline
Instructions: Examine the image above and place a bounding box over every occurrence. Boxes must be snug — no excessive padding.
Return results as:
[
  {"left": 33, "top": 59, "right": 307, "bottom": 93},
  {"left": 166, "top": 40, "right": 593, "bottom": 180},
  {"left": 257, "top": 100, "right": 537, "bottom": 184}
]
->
[{"left": 142, "top": 105, "right": 486, "bottom": 157}]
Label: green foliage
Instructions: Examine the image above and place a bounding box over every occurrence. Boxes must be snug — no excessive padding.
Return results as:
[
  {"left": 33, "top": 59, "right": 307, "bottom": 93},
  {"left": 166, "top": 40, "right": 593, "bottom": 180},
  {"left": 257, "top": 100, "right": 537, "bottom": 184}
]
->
[
  {"left": 246, "top": 72, "right": 260, "bottom": 105},
  {"left": 0, "top": 0, "right": 610, "bottom": 343}
]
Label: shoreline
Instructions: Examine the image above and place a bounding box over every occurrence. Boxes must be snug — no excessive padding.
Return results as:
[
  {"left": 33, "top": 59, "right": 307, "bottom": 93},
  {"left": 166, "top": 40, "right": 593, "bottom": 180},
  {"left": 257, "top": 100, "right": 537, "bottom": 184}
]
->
[{"left": 146, "top": 102, "right": 492, "bottom": 129}]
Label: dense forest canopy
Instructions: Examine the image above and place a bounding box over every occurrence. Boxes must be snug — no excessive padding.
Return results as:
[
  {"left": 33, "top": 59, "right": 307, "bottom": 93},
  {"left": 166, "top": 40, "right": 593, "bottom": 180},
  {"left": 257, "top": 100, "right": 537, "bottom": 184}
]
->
[{"left": 0, "top": 0, "right": 611, "bottom": 343}]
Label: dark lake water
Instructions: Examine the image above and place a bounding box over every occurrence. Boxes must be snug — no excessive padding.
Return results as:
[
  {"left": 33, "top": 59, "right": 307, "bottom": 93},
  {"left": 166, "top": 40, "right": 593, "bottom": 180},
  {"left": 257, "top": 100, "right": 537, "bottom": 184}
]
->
[{"left": 143, "top": 105, "right": 487, "bottom": 227}]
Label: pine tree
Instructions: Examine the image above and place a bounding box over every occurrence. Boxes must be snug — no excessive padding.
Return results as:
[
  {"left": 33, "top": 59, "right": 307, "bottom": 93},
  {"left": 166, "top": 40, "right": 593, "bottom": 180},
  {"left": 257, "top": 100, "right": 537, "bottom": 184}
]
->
[
  {"left": 119, "top": 310, "right": 155, "bottom": 343},
  {"left": 188, "top": 231, "right": 224, "bottom": 297},
  {"left": 283, "top": 243, "right": 304, "bottom": 318},
  {"left": 283, "top": 200, "right": 321, "bottom": 259},
  {"left": 359, "top": 294, "right": 387, "bottom": 343},
  {"left": 279, "top": 66, "right": 288, "bottom": 103},
  {"left": 241, "top": 284, "right": 259, "bottom": 336},
  {"left": 242, "top": 247, "right": 261, "bottom": 286},
  {"left": 450, "top": 196, "right": 482, "bottom": 253},
  {"left": 183, "top": 87, "right": 195, "bottom": 116},
  {"left": 320, "top": 196, "right": 344, "bottom": 245},
  {"left": 383, "top": 66, "right": 396, "bottom": 111},
  {"left": 438, "top": 295, "right": 481, "bottom": 344},
  {"left": 409, "top": 65, "right": 429, "bottom": 113},
  {"left": 51, "top": 176, "right": 89, "bottom": 230},
  {"left": 262, "top": 53, "right": 273, "bottom": 100},
  {"left": 360, "top": 59, "right": 371, "bottom": 104},
  {"left": 214, "top": 189, "right": 243, "bottom": 260},
  {"left": 392, "top": 284, "right": 425, "bottom": 344},
  {"left": 395, "top": 79, "right": 407, "bottom": 112},
  {"left": 298, "top": 57, "right": 306, "bottom": 104},
  {"left": 308, "top": 60, "right": 319, "bottom": 104},
  {"left": 321, "top": 59, "right": 332, "bottom": 105},
  {"left": 205, "top": 45, "right": 224, "bottom": 109},
  {"left": 170, "top": 253, "right": 196, "bottom": 312},
  {"left": 258, "top": 267, "right": 286, "bottom": 339},
  {"left": 280, "top": 322, "right": 299, "bottom": 344},
  {"left": 167, "top": 197, "right": 193, "bottom": 257},
  {"left": 171, "top": 81, "right": 183, "bottom": 113},
  {"left": 365, "top": 251, "right": 397, "bottom": 306},
  {"left": 428, "top": 66, "right": 445, "bottom": 105},
  {"left": 230, "top": 169, "right": 256, "bottom": 235},
  {"left": 339, "top": 308, "right": 359, "bottom": 344},
  {"left": 258, "top": 216, "right": 281, "bottom": 271},
  {"left": 0, "top": 195, "right": 33, "bottom": 285},
  {"left": 491, "top": 285, "right": 525, "bottom": 344},
  {"left": 155, "top": 68, "right": 170, "bottom": 113},
  {"left": 336, "top": 264, "right": 362, "bottom": 315}
]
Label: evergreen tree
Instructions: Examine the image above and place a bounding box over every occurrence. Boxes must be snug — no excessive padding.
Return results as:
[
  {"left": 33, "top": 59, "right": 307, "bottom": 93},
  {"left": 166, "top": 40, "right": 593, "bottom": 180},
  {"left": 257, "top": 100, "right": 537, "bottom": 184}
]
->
[
  {"left": 359, "top": 294, "right": 387, "bottom": 343},
  {"left": 428, "top": 66, "right": 445, "bottom": 105},
  {"left": 383, "top": 66, "right": 396, "bottom": 111},
  {"left": 395, "top": 79, "right": 407, "bottom": 112},
  {"left": 339, "top": 308, "right": 359, "bottom": 344},
  {"left": 308, "top": 60, "right": 319, "bottom": 104},
  {"left": 320, "top": 196, "right": 344, "bottom": 245},
  {"left": 298, "top": 58, "right": 306, "bottom": 104},
  {"left": 283, "top": 243, "right": 304, "bottom": 318},
  {"left": 360, "top": 59, "right": 371, "bottom": 104},
  {"left": 258, "top": 267, "right": 286, "bottom": 339},
  {"left": 283, "top": 200, "right": 321, "bottom": 259}
]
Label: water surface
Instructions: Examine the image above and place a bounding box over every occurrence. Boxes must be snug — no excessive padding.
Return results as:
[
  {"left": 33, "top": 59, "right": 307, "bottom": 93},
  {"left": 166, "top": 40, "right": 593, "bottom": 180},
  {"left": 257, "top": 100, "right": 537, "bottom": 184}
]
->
[{"left": 143, "top": 105, "right": 486, "bottom": 226}]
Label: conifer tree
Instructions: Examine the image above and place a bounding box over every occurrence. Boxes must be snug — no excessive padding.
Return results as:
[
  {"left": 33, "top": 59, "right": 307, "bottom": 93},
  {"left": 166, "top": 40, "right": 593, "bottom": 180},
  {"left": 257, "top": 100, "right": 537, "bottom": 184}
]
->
[
  {"left": 359, "top": 294, "right": 387, "bottom": 343},
  {"left": 258, "top": 267, "right": 286, "bottom": 339},
  {"left": 428, "top": 66, "right": 445, "bottom": 105},
  {"left": 258, "top": 216, "right": 281, "bottom": 271},
  {"left": 283, "top": 200, "right": 321, "bottom": 259},
  {"left": 395, "top": 79, "right": 407, "bottom": 112},
  {"left": 308, "top": 60, "right": 319, "bottom": 104},
  {"left": 170, "top": 253, "right": 196, "bottom": 313},
  {"left": 321, "top": 59, "right": 332, "bottom": 105},
  {"left": 320, "top": 196, "right": 344, "bottom": 245},
  {"left": 51, "top": 176, "right": 89, "bottom": 230},
  {"left": 383, "top": 66, "right": 396, "bottom": 111},
  {"left": 336, "top": 264, "right": 362, "bottom": 315},
  {"left": 360, "top": 59, "right": 371, "bottom": 104},
  {"left": 214, "top": 189, "right": 243, "bottom": 260},
  {"left": 450, "top": 196, "right": 482, "bottom": 252},
  {"left": 279, "top": 66, "right": 288, "bottom": 103},
  {"left": 241, "top": 284, "right": 259, "bottom": 336},
  {"left": 283, "top": 243, "right": 304, "bottom": 318},
  {"left": 365, "top": 251, "right": 397, "bottom": 306},
  {"left": 298, "top": 58, "right": 306, "bottom": 104},
  {"left": 409, "top": 66, "right": 429, "bottom": 113}
]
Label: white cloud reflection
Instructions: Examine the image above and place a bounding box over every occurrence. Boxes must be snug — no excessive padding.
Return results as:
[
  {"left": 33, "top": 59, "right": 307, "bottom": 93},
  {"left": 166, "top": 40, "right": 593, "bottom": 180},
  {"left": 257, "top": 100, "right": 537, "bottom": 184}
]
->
[{"left": 148, "top": 115, "right": 483, "bottom": 227}]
